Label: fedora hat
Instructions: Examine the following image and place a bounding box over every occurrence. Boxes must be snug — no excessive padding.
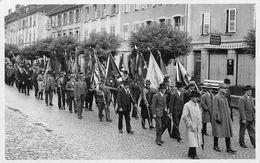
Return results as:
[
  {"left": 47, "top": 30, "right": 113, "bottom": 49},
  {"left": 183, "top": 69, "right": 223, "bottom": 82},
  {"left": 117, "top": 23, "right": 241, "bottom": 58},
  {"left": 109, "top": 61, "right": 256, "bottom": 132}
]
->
[
  {"left": 189, "top": 91, "right": 201, "bottom": 98},
  {"left": 158, "top": 83, "right": 167, "bottom": 90},
  {"left": 145, "top": 79, "right": 151, "bottom": 85}
]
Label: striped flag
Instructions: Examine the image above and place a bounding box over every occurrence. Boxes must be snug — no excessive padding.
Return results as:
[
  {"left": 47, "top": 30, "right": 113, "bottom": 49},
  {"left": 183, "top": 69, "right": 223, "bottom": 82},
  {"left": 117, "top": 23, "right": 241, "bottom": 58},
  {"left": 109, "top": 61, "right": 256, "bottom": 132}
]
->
[
  {"left": 176, "top": 60, "right": 191, "bottom": 86},
  {"left": 145, "top": 51, "right": 164, "bottom": 89}
]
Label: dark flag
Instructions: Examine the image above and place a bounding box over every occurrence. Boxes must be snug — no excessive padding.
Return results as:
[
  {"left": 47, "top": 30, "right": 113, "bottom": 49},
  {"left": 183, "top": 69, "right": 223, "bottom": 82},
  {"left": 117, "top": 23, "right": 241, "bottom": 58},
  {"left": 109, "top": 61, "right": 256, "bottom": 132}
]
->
[
  {"left": 157, "top": 50, "right": 167, "bottom": 75},
  {"left": 104, "top": 54, "right": 123, "bottom": 90}
]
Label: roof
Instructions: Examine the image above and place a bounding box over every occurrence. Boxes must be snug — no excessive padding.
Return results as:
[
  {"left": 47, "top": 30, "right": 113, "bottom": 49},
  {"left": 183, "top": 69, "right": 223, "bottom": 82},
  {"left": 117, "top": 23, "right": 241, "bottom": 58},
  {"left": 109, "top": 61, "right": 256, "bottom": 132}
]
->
[
  {"left": 5, "top": 5, "right": 59, "bottom": 24},
  {"left": 46, "top": 4, "right": 83, "bottom": 16}
]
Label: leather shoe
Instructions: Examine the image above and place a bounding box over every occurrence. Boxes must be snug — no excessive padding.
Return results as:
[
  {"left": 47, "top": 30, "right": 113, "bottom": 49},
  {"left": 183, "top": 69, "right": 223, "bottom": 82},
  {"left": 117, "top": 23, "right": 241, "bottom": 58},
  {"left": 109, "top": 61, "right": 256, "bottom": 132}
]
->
[
  {"left": 160, "top": 141, "right": 164, "bottom": 144},
  {"left": 177, "top": 139, "right": 184, "bottom": 143},
  {"left": 50, "top": 103, "right": 53, "bottom": 106},
  {"left": 156, "top": 142, "right": 162, "bottom": 146},
  {"left": 127, "top": 131, "right": 134, "bottom": 134},
  {"left": 119, "top": 130, "right": 123, "bottom": 133},
  {"left": 227, "top": 149, "right": 237, "bottom": 154},
  {"left": 142, "top": 126, "right": 147, "bottom": 129},
  {"left": 240, "top": 144, "right": 248, "bottom": 148},
  {"left": 213, "top": 146, "right": 221, "bottom": 152}
]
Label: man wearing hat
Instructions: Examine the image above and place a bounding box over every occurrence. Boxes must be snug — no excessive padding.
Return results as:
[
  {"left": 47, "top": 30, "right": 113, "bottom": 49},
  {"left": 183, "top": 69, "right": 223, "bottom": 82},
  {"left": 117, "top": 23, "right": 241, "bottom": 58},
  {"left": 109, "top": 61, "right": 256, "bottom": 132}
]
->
[
  {"left": 117, "top": 79, "right": 135, "bottom": 134},
  {"left": 179, "top": 90, "right": 202, "bottom": 159},
  {"left": 66, "top": 74, "right": 76, "bottom": 113},
  {"left": 37, "top": 70, "right": 45, "bottom": 100},
  {"left": 44, "top": 71, "right": 55, "bottom": 106},
  {"left": 163, "top": 76, "right": 171, "bottom": 110},
  {"left": 85, "top": 74, "right": 94, "bottom": 111},
  {"left": 224, "top": 78, "right": 233, "bottom": 121},
  {"left": 169, "top": 81, "right": 186, "bottom": 142},
  {"left": 211, "top": 86, "right": 236, "bottom": 154},
  {"left": 56, "top": 72, "right": 66, "bottom": 109},
  {"left": 130, "top": 79, "right": 141, "bottom": 119},
  {"left": 238, "top": 85, "right": 255, "bottom": 148},
  {"left": 151, "top": 83, "right": 167, "bottom": 146},
  {"left": 74, "top": 73, "right": 87, "bottom": 119},
  {"left": 183, "top": 81, "right": 196, "bottom": 104},
  {"left": 32, "top": 67, "right": 39, "bottom": 98},
  {"left": 140, "top": 79, "right": 156, "bottom": 129}
]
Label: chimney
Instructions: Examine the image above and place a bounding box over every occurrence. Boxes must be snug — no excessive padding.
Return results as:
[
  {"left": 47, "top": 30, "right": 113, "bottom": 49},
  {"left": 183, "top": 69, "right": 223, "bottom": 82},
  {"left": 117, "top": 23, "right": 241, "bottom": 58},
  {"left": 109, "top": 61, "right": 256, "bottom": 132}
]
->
[
  {"left": 8, "top": 9, "right": 12, "bottom": 14},
  {"left": 15, "top": 4, "right": 21, "bottom": 13}
]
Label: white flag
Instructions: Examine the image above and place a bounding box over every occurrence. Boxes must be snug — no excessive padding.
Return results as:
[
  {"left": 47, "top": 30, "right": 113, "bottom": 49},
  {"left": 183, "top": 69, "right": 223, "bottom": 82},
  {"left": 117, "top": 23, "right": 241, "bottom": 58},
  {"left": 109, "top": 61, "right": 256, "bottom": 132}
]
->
[{"left": 145, "top": 52, "right": 164, "bottom": 89}]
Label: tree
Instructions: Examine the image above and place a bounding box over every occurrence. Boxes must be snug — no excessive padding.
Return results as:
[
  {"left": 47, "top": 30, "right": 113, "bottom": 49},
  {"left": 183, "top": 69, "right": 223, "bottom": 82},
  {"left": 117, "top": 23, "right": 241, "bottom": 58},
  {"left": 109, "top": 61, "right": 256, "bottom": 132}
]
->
[
  {"left": 129, "top": 23, "right": 192, "bottom": 65},
  {"left": 244, "top": 28, "right": 255, "bottom": 58},
  {"left": 33, "top": 37, "right": 54, "bottom": 57},
  {"left": 5, "top": 43, "right": 20, "bottom": 59},
  {"left": 80, "top": 32, "right": 121, "bottom": 60}
]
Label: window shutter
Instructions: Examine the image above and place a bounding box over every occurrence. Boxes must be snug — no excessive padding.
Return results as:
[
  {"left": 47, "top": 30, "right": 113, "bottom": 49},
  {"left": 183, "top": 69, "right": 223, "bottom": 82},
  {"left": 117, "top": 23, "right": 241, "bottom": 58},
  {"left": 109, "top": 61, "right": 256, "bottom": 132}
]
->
[
  {"left": 89, "top": 6, "right": 93, "bottom": 19},
  {"left": 79, "top": 9, "right": 81, "bottom": 21},
  {"left": 116, "top": 4, "right": 119, "bottom": 13},
  {"left": 97, "top": 5, "right": 101, "bottom": 17},
  {"left": 203, "top": 12, "right": 210, "bottom": 34},
  {"left": 73, "top": 10, "right": 76, "bottom": 22},
  {"left": 200, "top": 13, "right": 203, "bottom": 35},
  {"left": 228, "top": 8, "right": 236, "bottom": 32}
]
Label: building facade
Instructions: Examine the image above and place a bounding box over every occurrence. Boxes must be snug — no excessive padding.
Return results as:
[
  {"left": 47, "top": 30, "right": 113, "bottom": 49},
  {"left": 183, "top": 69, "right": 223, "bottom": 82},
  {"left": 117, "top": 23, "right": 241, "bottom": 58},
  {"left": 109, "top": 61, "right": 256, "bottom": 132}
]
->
[
  {"left": 188, "top": 4, "right": 255, "bottom": 86},
  {"left": 5, "top": 5, "right": 59, "bottom": 48},
  {"left": 46, "top": 5, "right": 84, "bottom": 42}
]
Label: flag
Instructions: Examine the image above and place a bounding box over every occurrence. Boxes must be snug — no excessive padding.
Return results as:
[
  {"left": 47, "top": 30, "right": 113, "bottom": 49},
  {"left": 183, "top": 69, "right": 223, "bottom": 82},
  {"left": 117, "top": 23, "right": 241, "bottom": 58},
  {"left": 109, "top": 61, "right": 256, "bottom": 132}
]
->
[
  {"left": 92, "top": 50, "right": 106, "bottom": 85},
  {"left": 177, "top": 60, "right": 191, "bottom": 86},
  {"left": 157, "top": 50, "right": 167, "bottom": 75},
  {"left": 104, "top": 54, "right": 123, "bottom": 90},
  {"left": 136, "top": 52, "right": 147, "bottom": 81},
  {"left": 145, "top": 52, "right": 164, "bottom": 89}
]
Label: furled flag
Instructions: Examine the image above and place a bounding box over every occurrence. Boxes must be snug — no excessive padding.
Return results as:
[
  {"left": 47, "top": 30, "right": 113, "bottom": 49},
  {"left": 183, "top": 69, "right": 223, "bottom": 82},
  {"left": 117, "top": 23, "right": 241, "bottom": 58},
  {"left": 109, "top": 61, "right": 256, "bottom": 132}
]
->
[
  {"left": 176, "top": 60, "right": 191, "bottom": 86},
  {"left": 145, "top": 51, "right": 164, "bottom": 89},
  {"left": 157, "top": 50, "right": 167, "bottom": 75},
  {"left": 104, "top": 54, "right": 123, "bottom": 90}
]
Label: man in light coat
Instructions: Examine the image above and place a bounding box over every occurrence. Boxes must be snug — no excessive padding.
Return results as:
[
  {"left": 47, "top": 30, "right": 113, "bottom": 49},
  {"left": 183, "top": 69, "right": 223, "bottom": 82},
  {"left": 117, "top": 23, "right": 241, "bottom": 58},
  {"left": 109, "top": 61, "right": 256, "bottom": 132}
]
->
[
  {"left": 200, "top": 86, "right": 214, "bottom": 135},
  {"left": 238, "top": 85, "right": 255, "bottom": 148},
  {"left": 211, "top": 86, "right": 236, "bottom": 154},
  {"left": 180, "top": 91, "right": 202, "bottom": 159},
  {"left": 151, "top": 83, "right": 167, "bottom": 146}
]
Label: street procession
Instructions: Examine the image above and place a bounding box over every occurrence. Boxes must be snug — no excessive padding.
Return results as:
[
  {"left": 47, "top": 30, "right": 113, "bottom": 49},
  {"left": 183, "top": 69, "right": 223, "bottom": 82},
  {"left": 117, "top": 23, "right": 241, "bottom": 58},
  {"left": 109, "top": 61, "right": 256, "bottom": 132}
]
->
[{"left": 4, "top": 3, "right": 256, "bottom": 160}]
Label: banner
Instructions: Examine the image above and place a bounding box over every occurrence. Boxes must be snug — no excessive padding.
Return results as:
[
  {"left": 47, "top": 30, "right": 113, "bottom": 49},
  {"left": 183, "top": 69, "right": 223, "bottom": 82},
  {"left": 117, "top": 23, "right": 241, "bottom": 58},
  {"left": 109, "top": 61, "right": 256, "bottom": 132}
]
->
[
  {"left": 92, "top": 51, "right": 106, "bottom": 86},
  {"left": 175, "top": 60, "right": 191, "bottom": 86},
  {"left": 157, "top": 50, "right": 167, "bottom": 75},
  {"left": 145, "top": 52, "right": 164, "bottom": 89},
  {"left": 104, "top": 54, "right": 123, "bottom": 90}
]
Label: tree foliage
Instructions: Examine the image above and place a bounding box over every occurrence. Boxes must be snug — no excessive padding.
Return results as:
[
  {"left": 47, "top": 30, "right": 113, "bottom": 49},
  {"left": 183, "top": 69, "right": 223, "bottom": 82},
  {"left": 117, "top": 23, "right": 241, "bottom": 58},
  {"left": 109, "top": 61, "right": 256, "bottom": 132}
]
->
[
  {"left": 129, "top": 23, "right": 192, "bottom": 65},
  {"left": 49, "top": 36, "right": 79, "bottom": 58},
  {"left": 81, "top": 32, "right": 121, "bottom": 58},
  {"left": 5, "top": 43, "right": 20, "bottom": 58},
  {"left": 244, "top": 28, "right": 255, "bottom": 58}
]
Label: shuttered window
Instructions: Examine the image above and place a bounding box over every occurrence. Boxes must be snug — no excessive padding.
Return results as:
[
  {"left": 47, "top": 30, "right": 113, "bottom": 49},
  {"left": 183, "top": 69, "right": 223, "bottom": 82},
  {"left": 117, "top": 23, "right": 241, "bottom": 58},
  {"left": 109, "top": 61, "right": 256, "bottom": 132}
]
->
[
  {"left": 200, "top": 12, "right": 211, "bottom": 35},
  {"left": 226, "top": 8, "right": 237, "bottom": 32}
]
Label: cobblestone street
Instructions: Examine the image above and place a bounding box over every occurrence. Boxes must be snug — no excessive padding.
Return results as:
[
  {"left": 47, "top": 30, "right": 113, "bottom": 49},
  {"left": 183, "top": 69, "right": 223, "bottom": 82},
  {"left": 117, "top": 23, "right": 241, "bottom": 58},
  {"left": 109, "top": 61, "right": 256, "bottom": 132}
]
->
[{"left": 5, "top": 85, "right": 256, "bottom": 160}]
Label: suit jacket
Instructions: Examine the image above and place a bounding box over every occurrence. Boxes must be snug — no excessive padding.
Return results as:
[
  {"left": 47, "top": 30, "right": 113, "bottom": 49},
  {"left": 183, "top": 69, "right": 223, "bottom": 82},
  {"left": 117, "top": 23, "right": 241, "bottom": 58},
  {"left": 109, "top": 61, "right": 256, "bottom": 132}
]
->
[
  {"left": 45, "top": 76, "right": 55, "bottom": 91},
  {"left": 201, "top": 92, "right": 213, "bottom": 123},
  {"left": 238, "top": 94, "right": 255, "bottom": 121},
  {"left": 65, "top": 80, "right": 75, "bottom": 98},
  {"left": 151, "top": 92, "right": 167, "bottom": 118},
  {"left": 117, "top": 87, "right": 133, "bottom": 112},
  {"left": 169, "top": 91, "right": 184, "bottom": 118},
  {"left": 74, "top": 80, "right": 87, "bottom": 99}
]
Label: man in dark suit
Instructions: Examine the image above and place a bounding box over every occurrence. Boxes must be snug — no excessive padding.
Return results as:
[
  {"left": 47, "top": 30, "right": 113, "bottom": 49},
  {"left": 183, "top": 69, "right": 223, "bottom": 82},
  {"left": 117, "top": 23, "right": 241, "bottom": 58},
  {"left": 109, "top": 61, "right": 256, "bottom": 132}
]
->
[
  {"left": 130, "top": 79, "right": 141, "bottom": 119},
  {"left": 238, "top": 85, "right": 255, "bottom": 148},
  {"left": 201, "top": 86, "right": 214, "bottom": 135},
  {"left": 169, "top": 82, "right": 185, "bottom": 142},
  {"left": 117, "top": 80, "right": 135, "bottom": 134},
  {"left": 44, "top": 71, "right": 55, "bottom": 106},
  {"left": 151, "top": 83, "right": 167, "bottom": 146},
  {"left": 85, "top": 74, "right": 94, "bottom": 111},
  {"left": 74, "top": 73, "right": 87, "bottom": 119},
  {"left": 224, "top": 78, "right": 233, "bottom": 121}
]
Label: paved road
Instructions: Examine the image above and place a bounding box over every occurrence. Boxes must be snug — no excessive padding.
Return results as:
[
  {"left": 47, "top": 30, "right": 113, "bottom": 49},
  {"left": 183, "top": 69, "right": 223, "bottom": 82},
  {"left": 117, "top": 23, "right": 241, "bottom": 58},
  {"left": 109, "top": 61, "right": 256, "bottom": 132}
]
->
[{"left": 5, "top": 85, "right": 255, "bottom": 159}]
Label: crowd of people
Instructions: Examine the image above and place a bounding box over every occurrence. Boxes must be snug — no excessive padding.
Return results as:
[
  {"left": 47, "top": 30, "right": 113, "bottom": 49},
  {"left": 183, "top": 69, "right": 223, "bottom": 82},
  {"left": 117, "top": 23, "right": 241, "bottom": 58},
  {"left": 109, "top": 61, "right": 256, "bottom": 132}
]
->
[{"left": 5, "top": 62, "right": 255, "bottom": 159}]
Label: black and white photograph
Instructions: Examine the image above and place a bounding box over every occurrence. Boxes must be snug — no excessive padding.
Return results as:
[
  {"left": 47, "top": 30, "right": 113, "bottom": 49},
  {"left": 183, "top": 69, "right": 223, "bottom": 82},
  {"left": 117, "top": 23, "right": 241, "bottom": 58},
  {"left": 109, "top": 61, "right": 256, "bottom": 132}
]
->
[{"left": 2, "top": 0, "right": 258, "bottom": 161}]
